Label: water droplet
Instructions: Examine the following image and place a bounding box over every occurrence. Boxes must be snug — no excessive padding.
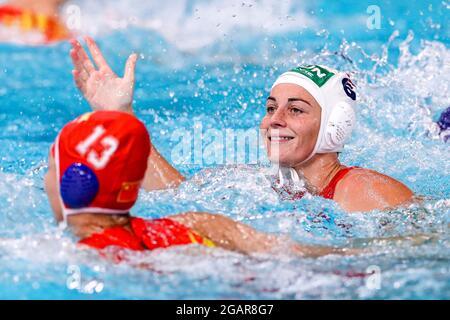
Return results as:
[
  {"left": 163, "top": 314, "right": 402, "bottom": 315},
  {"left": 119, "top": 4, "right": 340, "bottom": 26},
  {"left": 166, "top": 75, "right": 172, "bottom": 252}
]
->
[{"left": 197, "top": 79, "right": 205, "bottom": 89}]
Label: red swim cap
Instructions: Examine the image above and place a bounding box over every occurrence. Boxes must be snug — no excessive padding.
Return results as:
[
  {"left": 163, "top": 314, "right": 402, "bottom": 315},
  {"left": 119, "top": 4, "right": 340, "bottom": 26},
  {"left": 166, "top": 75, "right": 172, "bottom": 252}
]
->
[{"left": 52, "top": 111, "right": 151, "bottom": 216}]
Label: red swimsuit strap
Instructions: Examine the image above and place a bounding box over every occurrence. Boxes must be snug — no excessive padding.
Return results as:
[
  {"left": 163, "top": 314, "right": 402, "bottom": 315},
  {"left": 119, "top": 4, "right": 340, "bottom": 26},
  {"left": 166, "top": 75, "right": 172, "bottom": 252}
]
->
[{"left": 319, "top": 166, "right": 360, "bottom": 200}]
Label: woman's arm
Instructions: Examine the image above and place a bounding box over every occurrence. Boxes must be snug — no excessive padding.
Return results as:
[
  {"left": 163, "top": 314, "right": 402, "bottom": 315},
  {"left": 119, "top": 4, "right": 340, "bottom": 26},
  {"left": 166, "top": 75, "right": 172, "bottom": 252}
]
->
[
  {"left": 169, "top": 212, "right": 437, "bottom": 257},
  {"left": 169, "top": 212, "right": 355, "bottom": 257},
  {"left": 142, "top": 145, "right": 185, "bottom": 190}
]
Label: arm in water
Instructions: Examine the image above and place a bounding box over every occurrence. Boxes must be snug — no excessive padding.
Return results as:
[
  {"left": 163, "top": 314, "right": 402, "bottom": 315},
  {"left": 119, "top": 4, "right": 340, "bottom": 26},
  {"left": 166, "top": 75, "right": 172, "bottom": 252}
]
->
[
  {"left": 169, "top": 212, "right": 354, "bottom": 257},
  {"left": 69, "top": 37, "right": 184, "bottom": 190},
  {"left": 170, "top": 212, "right": 442, "bottom": 257}
]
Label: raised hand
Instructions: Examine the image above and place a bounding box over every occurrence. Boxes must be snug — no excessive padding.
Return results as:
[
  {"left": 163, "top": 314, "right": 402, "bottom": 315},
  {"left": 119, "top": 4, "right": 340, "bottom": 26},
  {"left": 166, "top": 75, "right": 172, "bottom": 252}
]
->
[{"left": 70, "top": 36, "right": 137, "bottom": 113}]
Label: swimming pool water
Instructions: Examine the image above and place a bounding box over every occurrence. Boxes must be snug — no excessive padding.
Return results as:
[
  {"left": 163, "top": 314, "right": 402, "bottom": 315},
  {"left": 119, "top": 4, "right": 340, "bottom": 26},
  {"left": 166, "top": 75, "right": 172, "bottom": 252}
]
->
[{"left": 0, "top": 0, "right": 449, "bottom": 299}]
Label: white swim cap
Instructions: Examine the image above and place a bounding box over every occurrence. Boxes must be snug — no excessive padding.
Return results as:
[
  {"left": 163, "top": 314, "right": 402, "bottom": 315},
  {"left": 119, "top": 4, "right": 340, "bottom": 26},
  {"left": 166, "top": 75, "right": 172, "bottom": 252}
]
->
[{"left": 271, "top": 64, "right": 357, "bottom": 163}]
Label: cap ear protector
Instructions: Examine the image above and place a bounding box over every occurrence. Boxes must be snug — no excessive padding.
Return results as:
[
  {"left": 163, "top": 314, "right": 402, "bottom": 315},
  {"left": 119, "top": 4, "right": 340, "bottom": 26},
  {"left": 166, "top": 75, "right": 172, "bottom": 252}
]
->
[
  {"left": 320, "top": 101, "right": 356, "bottom": 153},
  {"left": 271, "top": 65, "right": 357, "bottom": 163},
  {"left": 60, "top": 163, "right": 99, "bottom": 209}
]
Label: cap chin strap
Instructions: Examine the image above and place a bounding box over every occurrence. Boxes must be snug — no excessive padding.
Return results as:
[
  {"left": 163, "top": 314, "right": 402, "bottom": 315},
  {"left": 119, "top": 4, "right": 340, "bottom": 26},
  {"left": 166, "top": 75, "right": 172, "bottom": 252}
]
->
[
  {"left": 277, "top": 165, "right": 307, "bottom": 192},
  {"left": 278, "top": 166, "right": 300, "bottom": 185}
]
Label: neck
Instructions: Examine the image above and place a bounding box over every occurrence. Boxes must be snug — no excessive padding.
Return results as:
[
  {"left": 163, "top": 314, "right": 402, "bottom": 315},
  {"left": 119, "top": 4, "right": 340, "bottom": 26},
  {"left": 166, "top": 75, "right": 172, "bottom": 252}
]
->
[
  {"left": 67, "top": 212, "right": 132, "bottom": 239},
  {"left": 7, "top": 0, "right": 63, "bottom": 17},
  {"left": 293, "top": 153, "right": 343, "bottom": 193}
]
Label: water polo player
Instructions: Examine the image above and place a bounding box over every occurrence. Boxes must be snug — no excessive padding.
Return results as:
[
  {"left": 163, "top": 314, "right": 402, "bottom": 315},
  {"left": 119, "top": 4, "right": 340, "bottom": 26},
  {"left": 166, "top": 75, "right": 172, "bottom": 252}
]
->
[
  {"left": 68, "top": 37, "right": 415, "bottom": 213},
  {"left": 45, "top": 110, "right": 355, "bottom": 257}
]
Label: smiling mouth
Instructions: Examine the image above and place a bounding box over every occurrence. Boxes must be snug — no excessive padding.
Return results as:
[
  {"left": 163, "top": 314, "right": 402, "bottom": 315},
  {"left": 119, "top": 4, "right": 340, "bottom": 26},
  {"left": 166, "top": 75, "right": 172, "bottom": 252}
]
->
[{"left": 268, "top": 136, "right": 294, "bottom": 142}]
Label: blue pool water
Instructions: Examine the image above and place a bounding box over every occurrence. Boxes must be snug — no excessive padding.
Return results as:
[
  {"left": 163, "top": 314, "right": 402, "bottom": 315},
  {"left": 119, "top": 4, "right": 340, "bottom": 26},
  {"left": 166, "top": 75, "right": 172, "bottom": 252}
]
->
[{"left": 0, "top": 0, "right": 449, "bottom": 299}]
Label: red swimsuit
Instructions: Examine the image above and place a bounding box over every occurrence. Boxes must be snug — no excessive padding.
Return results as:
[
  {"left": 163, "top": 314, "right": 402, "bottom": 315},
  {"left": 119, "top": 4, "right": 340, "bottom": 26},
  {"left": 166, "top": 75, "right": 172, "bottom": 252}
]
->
[
  {"left": 275, "top": 166, "right": 359, "bottom": 201},
  {"left": 318, "top": 166, "right": 359, "bottom": 199},
  {"left": 79, "top": 217, "right": 215, "bottom": 254}
]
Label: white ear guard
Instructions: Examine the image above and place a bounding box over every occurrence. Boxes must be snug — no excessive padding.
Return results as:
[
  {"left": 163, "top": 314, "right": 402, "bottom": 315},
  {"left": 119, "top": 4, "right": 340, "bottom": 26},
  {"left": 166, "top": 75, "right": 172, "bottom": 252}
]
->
[
  {"left": 320, "top": 101, "right": 356, "bottom": 153},
  {"left": 271, "top": 65, "right": 357, "bottom": 163}
]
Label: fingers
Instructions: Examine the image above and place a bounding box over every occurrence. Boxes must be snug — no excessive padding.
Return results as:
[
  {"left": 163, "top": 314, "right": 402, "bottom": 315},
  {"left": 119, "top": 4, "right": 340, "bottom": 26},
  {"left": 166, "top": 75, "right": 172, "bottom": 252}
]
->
[
  {"left": 70, "top": 39, "right": 95, "bottom": 74},
  {"left": 84, "top": 36, "right": 113, "bottom": 72},
  {"left": 124, "top": 53, "right": 138, "bottom": 83},
  {"left": 70, "top": 44, "right": 90, "bottom": 94},
  {"left": 70, "top": 48, "right": 89, "bottom": 78},
  {"left": 72, "top": 69, "right": 87, "bottom": 93}
]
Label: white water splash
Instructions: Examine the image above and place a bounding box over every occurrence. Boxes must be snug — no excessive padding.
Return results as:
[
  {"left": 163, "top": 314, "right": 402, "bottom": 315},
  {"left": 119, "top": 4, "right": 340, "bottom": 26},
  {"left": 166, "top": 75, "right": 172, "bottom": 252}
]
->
[{"left": 64, "top": 0, "right": 317, "bottom": 51}]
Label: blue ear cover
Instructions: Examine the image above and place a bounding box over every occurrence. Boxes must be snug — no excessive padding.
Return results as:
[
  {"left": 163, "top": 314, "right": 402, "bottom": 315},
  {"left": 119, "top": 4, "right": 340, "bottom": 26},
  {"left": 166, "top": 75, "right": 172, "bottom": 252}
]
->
[{"left": 60, "top": 163, "right": 99, "bottom": 208}]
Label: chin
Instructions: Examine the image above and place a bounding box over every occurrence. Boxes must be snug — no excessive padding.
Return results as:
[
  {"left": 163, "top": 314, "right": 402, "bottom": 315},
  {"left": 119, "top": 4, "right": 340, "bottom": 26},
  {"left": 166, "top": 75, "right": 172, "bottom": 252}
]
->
[
  {"left": 268, "top": 148, "right": 312, "bottom": 167},
  {"left": 268, "top": 155, "right": 298, "bottom": 167},
  {"left": 266, "top": 141, "right": 312, "bottom": 166}
]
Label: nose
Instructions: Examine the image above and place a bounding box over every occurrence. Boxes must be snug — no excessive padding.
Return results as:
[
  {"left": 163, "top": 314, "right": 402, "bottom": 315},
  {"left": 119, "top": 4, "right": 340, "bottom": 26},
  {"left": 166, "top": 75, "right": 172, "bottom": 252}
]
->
[{"left": 269, "top": 108, "right": 287, "bottom": 128}]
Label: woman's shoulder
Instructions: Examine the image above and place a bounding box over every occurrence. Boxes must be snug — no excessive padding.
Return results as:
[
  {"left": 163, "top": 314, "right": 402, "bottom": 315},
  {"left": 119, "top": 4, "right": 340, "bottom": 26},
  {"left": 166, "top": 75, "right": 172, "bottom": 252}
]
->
[
  {"left": 342, "top": 167, "right": 409, "bottom": 187},
  {"left": 333, "top": 166, "right": 415, "bottom": 212}
]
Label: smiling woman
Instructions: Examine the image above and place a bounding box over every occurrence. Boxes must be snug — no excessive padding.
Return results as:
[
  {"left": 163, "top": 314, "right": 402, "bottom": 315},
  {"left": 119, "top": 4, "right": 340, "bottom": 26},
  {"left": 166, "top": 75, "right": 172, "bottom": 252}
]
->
[{"left": 262, "top": 66, "right": 415, "bottom": 212}]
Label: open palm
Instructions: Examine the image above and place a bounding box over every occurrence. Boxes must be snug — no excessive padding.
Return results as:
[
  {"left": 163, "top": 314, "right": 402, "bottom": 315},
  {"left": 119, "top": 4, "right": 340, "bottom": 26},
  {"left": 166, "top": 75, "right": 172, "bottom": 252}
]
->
[{"left": 70, "top": 37, "right": 137, "bottom": 112}]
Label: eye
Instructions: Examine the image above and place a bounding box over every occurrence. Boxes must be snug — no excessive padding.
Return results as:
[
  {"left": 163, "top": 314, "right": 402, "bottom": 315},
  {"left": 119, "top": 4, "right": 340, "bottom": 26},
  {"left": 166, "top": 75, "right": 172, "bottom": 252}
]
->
[
  {"left": 266, "top": 105, "right": 276, "bottom": 114},
  {"left": 290, "top": 107, "right": 304, "bottom": 115}
]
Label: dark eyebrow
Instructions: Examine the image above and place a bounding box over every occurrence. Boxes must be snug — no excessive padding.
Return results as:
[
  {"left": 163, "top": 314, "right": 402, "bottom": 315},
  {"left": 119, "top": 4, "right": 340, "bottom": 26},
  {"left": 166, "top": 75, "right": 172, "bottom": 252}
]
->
[
  {"left": 288, "top": 98, "right": 312, "bottom": 107},
  {"left": 266, "top": 96, "right": 312, "bottom": 107}
]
